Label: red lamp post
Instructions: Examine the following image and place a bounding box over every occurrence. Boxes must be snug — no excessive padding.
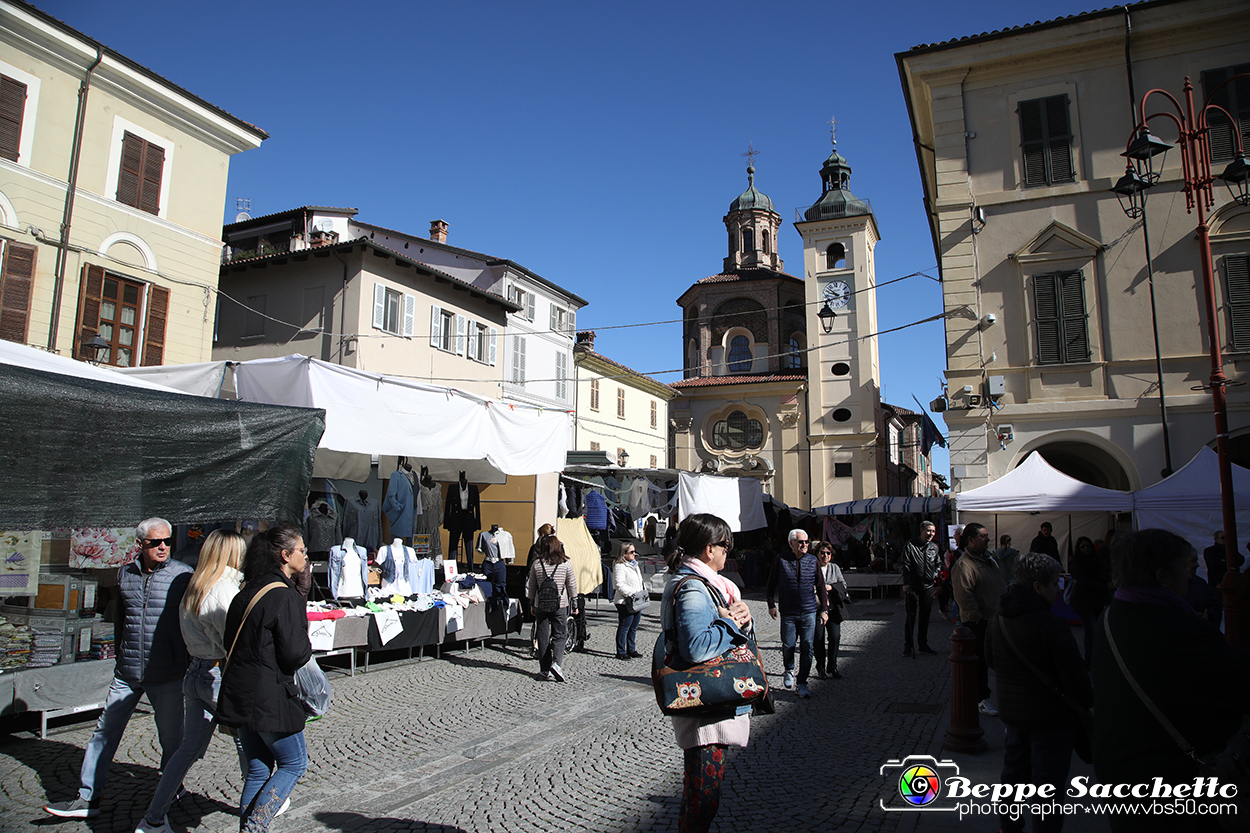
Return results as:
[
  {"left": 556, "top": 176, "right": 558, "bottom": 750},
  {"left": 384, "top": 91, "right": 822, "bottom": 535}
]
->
[{"left": 1112, "top": 74, "right": 1250, "bottom": 648}]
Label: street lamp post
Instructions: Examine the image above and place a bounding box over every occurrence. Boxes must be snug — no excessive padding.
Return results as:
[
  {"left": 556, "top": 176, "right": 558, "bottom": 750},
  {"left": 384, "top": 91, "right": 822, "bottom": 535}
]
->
[{"left": 1113, "top": 74, "right": 1250, "bottom": 648}]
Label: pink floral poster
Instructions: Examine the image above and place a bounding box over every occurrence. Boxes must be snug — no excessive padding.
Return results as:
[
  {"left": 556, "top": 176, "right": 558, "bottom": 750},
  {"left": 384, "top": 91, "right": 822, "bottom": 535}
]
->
[{"left": 70, "top": 528, "right": 141, "bottom": 569}]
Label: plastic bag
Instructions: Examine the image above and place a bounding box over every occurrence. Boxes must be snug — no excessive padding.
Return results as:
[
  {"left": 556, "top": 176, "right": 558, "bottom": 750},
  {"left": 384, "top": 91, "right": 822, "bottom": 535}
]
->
[{"left": 294, "top": 656, "right": 332, "bottom": 717}]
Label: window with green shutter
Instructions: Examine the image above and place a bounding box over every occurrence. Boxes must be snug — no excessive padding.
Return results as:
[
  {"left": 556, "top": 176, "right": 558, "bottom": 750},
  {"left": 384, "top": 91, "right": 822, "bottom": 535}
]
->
[
  {"left": 1019, "top": 95, "right": 1075, "bottom": 187},
  {"left": 1224, "top": 254, "right": 1250, "bottom": 352},
  {"left": 1202, "top": 64, "right": 1250, "bottom": 164},
  {"left": 1034, "top": 271, "right": 1090, "bottom": 364}
]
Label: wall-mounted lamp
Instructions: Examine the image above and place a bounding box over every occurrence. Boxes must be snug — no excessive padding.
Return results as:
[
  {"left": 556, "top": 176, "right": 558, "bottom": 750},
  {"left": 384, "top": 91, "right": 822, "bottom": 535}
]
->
[
  {"left": 618, "top": 450, "right": 629, "bottom": 467},
  {"left": 83, "top": 334, "right": 110, "bottom": 366},
  {"left": 981, "top": 313, "right": 997, "bottom": 329},
  {"left": 818, "top": 302, "right": 836, "bottom": 334},
  {"left": 972, "top": 205, "right": 987, "bottom": 234}
]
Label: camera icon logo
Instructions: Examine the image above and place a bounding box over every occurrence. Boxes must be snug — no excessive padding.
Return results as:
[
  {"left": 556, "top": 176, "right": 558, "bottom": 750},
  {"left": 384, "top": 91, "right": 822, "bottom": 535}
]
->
[{"left": 879, "top": 754, "right": 960, "bottom": 812}]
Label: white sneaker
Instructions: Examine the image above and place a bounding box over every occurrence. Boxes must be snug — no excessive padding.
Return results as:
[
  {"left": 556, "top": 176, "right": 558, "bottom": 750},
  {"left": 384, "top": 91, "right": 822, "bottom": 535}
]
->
[
  {"left": 795, "top": 683, "right": 811, "bottom": 699},
  {"left": 978, "top": 699, "right": 999, "bottom": 717},
  {"left": 277, "top": 797, "right": 291, "bottom": 817},
  {"left": 550, "top": 663, "right": 565, "bottom": 682},
  {"left": 783, "top": 670, "right": 795, "bottom": 689}
]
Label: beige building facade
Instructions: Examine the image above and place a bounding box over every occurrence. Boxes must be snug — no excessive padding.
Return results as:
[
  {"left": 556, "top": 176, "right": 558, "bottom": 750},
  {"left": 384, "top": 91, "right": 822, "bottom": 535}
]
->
[
  {"left": 573, "top": 331, "right": 674, "bottom": 469},
  {"left": 897, "top": 0, "right": 1250, "bottom": 493},
  {"left": 0, "top": 1, "right": 265, "bottom": 365}
]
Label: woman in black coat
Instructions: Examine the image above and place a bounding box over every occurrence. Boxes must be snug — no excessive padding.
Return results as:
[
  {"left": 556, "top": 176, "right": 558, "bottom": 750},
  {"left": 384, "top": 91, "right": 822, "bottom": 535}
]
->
[
  {"left": 986, "top": 552, "right": 1092, "bottom": 833},
  {"left": 218, "top": 524, "right": 312, "bottom": 833},
  {"left": 1067, "top": 536, "right": 1110, "bottom": 667}
]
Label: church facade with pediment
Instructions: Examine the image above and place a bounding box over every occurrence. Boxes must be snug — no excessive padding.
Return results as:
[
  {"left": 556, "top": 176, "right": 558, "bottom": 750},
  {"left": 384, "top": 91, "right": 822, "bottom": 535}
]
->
[{"left": 898, "top": 0, "right": 1250, "bottom": 497}]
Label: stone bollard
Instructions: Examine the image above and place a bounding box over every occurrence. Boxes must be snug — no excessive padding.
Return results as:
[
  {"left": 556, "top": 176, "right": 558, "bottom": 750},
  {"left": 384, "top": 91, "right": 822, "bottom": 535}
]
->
[{"left": 943, "top": 625, "right": 987, "bottom": 753}]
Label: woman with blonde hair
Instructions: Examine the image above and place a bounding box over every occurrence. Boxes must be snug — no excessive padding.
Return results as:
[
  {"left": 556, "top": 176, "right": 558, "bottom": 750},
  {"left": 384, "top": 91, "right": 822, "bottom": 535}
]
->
[{"left": 134, "top": 529, "right": 247, "bottom": 833}]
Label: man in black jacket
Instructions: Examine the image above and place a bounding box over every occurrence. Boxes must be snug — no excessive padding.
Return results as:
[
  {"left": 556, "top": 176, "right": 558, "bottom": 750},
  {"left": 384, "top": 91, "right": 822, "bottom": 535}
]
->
[
  {"left": 986, "top": 552, "right": 1092, "bottom": 833},
  {"left": 767, "top": 529, "right": 829, "bottom": 699},
  {"left": 899, "top": 521, "right": 941, "bottom": 657},
  {"left": 45, "top": 518, "right": 192, "bottom": 819}
]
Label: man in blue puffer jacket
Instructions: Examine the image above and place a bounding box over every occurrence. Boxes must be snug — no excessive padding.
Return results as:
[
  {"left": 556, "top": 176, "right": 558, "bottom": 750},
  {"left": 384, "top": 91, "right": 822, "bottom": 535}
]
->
[
  {"left": 767, "top": 528, "right": 829, "bottom": 700},
  {"left": 45, "top": 517, "right": 192, "bottom": 820}
]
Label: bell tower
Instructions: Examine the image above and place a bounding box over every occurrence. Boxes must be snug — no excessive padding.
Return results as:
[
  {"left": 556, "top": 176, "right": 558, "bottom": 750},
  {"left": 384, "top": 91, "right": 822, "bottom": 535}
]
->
[{"left": 794, "top": 128, "right": 883, "bottom": 505}]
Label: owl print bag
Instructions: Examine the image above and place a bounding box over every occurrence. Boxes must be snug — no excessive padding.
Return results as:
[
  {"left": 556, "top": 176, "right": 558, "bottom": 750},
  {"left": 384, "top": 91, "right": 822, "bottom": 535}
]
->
[{"left": 652, "top": 575, "right": 771, "bottom": 718}]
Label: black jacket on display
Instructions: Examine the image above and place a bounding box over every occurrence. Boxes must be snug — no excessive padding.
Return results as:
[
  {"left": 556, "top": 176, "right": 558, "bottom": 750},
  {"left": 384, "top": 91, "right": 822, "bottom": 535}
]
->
[
  {"left": 986, "top": 584, "right": 1092, "bottom": 728},
  {"left": 443, "top": 482, "right": 481, "bottom": 533},
  {"left": 217, "top": 569, "right": 312, "bottom": 734}
]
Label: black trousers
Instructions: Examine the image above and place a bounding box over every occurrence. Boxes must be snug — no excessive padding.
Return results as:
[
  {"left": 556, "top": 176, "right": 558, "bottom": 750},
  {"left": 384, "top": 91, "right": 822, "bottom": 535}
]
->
[
  {"left": 904, "top": 586, "right": 935, "bottom": 650},
  {"left": 969, "top": 617, "right": 991, "bottom": 701}
]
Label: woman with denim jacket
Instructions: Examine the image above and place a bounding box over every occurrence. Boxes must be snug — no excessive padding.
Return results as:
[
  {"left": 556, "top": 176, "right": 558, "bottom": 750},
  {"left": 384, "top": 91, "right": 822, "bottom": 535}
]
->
[
  {"left": 660, "top": 513, "right": 753, "bottom": 833},
  {"left": 134, "top": 530, "right": 247, "bottom": 833}
]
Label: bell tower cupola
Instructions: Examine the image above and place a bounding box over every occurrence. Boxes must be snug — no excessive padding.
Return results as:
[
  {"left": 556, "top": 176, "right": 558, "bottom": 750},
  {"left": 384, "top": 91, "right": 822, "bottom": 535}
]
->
[{"left": 724, "top": 155, "right": 784, "bottom": 273}]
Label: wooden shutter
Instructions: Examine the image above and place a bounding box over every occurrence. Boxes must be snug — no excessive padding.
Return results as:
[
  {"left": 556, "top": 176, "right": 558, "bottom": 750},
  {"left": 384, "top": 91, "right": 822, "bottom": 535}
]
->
[
  {"left": 555, "top": 351, "right": 567, "bottom": 399},
  {"left": 117, "top": 132, "right": 164, "bottom": 215},
  {"left": 1059, "top": 271, "right": 1089, "bottom": 362},
  {"left": 0, "top": 240, "right": 36, "bottom": 344},
  {"left": 143, "top": 285, "right": 169, "bottom": 366},
  {"left": 1225, "top": 254, "right": 1250, "bottom": 352},
  {"left": 140, "top": 142, "right": 164, "bottom": 215},
  {"left": 402, "top": 293, "right": 415, "bottom": 337},
  {"left": 549, "top": 304, "right": 558, "bottom": 332},
  {"left": 1034, "top": 273, "right": 1062, "bottom": 364},
  {"left": 1045, "top": 95, "right": 1074, "bottom": 185},
  {"left": 488, "top": 327, "right": 497, "bottom": 366},
  {"left": 1203, "top": 65, "right": 1250, "bottom": 163},
  {"left": 430, "top": 305, "right": 442, "bottom": 347},
  {"left": 512, "top": 336, "right": 526, "bottom": 384},
  {"left": 568, "top": 308, "right": 576, "bottom": 335},
  {"left": 590, "top": 378, "right": 599, "bottom": 410},
  {"left": 0, "top": 75, "right": 27, "bottom": 162},
  {"left": 525, "top": 292, "right": 534, "bottom": 321},
  {"left": 75, "top": 264, "right": 106, "bottom": 359},
  {"left": 455, "top": 314, "right": 466, "bottom": 355},
  {"left": 373, "top": 283, "right": 386, "bottom": 329}
]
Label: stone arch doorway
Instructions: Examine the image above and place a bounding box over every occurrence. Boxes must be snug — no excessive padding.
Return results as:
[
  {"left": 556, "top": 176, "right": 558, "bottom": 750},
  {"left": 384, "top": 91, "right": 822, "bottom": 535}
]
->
[{"left": 1025, "top": 440, "right": 1132, "bottom": 490}]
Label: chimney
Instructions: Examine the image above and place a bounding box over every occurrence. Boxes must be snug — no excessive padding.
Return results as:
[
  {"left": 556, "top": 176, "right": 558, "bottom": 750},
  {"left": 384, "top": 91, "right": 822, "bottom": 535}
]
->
[
  {"left": 575, "top": 330, "right": 595, "bottom": 352},
  {"left": 429, "top": 219, "right": 448, "bottom": 243}
]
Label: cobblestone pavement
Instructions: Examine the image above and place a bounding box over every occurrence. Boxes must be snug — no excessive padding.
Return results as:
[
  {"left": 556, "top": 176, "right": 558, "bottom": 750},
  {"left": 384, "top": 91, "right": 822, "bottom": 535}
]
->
[{"left": 1, "top": 593, "right": 969, "bottom": 833}]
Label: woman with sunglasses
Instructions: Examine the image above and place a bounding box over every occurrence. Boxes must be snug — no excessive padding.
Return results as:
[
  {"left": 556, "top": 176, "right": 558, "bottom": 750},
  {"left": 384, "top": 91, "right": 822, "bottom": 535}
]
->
[
  {"left": 134, "top": 529, "right": 248, "bottom": 833},
  {"left": 660, "top": 513, "right": 753, "bottom": 833},
  {"left": 812, "top": 542, "right": 847, "bottom": 680},
  {"left": 217, "top": 524, "right": 312, "bottom": 832},
  {"left": 612, "top": 541, "right": 646, "bottom": 660}
]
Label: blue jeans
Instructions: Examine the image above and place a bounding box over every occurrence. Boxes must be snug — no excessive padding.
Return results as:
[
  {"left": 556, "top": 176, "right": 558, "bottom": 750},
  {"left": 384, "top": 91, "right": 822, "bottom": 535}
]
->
[
  {"left": 615, "top": 606, "right": 642, "bottom": 655},
  {"left": 142, "top": 658, "right": 244, "bottom": 825},
  {"left": 237, "top": 728, "right": 307, "bottom": 832},
  {"left": 780, "top": 611, "right": 816, "bottom": 684},
  {"left": 77, "top": 675, "right": 184, "bottom": 802},
  {"left": 1000, "top": 723, "right": 1076, "bottom": 832}
]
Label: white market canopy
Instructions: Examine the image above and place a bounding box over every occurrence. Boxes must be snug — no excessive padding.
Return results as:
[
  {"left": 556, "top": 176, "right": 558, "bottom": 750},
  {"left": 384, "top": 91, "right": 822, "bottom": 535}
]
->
[
  {"left": 232, "top": 355, "right": 570, "bottom": 483},
  {"left": 955, "top": 451, "right": 1134, "bottom": 513}
]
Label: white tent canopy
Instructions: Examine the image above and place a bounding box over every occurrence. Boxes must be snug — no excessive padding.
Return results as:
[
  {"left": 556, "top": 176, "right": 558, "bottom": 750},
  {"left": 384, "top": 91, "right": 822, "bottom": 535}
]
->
[
  {"left": 233, "top": 355, "right": 570, "bottom": 483},
  {"left": 1134, "top": 446, "right": 1250, "bottom": 582},
  {"left": 955, "top": 451, "right": 1134, "bottom": 513},
  {"left": 677, "top": 472, "right": 768, "bottom": 532},
  {"left": 115, "top": 361, "right": 228, "bottom": 398},
  {"left": 0, "top": 339, "right": 188, "bottom": 394}
]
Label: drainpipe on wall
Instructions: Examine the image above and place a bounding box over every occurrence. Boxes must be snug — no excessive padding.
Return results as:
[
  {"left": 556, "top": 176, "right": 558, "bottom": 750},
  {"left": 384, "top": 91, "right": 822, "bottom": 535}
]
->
[
  {"left": 48, "top": 47, "right": 104, "bottom": 353},
  {"left": 332, "top": 248, "right": 349, "bottom": 364}
]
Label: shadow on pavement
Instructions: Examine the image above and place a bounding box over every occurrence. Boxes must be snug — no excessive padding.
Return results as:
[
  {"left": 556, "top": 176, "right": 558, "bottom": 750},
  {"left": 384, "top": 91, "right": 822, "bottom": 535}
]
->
[{"left": 314, "top": 810, "right": 467, "bottom": 832}]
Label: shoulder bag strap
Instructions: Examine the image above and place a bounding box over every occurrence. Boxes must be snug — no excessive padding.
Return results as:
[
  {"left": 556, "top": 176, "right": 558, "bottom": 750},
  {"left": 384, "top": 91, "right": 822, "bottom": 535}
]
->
[
  {"left": 1103, "top": 608, "right": 1201, "bottom": 761},
  {"left": 994, "top": 615, "right": 1089, "bottom": 719},
  {"left": 666, "top": 574, "right": 753, "bottom": 640},
  {"left": 223, "top": 582, "right": 285, "bottom": 672}
]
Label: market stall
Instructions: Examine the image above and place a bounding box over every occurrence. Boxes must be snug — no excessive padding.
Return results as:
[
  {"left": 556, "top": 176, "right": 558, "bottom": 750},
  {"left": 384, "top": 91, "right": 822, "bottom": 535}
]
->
[
  {"left": 954, "top": 451, "right": 1134, "bottom": 566},
  {"left": 0, "top": 341, "right": 325, "bottom": 726}
]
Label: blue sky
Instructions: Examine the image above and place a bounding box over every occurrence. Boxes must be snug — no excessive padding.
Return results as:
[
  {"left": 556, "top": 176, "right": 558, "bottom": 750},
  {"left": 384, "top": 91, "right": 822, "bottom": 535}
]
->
[{"left": 42, "top": 0, "right": 1104, "bottom": 478}]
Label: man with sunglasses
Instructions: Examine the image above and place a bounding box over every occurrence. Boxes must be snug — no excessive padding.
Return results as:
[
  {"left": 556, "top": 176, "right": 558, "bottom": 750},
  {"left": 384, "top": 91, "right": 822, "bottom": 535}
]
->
[
  {"left": 45, "top": 518, "right": 193, "bottom": 820},
  {"left": 766, "top": 529, "right": 829, "bottom": 699}
]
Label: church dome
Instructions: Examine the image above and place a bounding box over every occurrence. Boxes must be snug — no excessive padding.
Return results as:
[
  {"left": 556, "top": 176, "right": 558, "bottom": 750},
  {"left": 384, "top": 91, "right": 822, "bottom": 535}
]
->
[{"left": 729, "top": 166, "right": 775, "bottom": 213}]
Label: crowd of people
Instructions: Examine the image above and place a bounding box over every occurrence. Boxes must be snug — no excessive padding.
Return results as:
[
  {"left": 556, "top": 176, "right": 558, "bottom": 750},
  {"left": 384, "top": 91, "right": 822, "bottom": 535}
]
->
[
  {"left": 34, "top": 511, "right": 1250, "bottom": 833},
  {"left": 43, "top": 519, "right": 313, "bottom": 833}
]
